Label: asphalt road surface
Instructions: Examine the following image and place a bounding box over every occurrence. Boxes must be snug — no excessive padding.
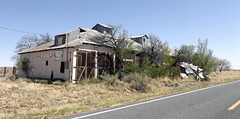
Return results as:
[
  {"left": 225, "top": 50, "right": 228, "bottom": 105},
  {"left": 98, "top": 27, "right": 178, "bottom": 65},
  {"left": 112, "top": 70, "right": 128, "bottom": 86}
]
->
[{"left": 59, "top": 80, "right": 240, "bottom": 119}]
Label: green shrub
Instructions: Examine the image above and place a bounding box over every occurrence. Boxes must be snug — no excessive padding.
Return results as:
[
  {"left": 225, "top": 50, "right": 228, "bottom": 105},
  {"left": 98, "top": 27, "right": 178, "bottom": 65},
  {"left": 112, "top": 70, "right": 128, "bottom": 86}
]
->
[
  {"left": 125, "top": 63, "right": 141, "bottom": 74},
  {"left": 22, "top": 78, "right": 32, "bottom": 83},
  {"left": 144, "top": 66, "right": 159, "bottom": 78},
  {"left": 140, "top": 65, "right": 181, "bottom": 79},
  {"left": 88, "top": 78, "right": 103, "bottom": 84},
  {"left": 34, "top": 79, "right": 48, "bottom": 84},
  {"left": 168, "top": 67, "right": 180, "bottom": 79},
  {"left": 124, "top": 60, "right": 181, "bottom": 80},
  {"left": 18, "top": 57, "right": 30, "bottom": 78},
  {"left": 52, "top": 80, "right": 70, "bottom": 87},
  {"left": 141, "top": 66, "right": 169, "bottom": 79}
]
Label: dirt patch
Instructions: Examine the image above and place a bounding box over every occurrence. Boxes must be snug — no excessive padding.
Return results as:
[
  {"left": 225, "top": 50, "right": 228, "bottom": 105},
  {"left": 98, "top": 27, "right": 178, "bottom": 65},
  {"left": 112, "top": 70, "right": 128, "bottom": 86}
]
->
[{"left": 178, "top": 81, "right": 199, "bottom": 88}]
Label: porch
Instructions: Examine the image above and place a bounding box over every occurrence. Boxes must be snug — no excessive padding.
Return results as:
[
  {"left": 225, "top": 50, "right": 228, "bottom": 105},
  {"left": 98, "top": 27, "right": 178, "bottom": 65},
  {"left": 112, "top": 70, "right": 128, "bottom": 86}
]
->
[{"left": 71, "top": 49, "right": 115, "bottom": 83}]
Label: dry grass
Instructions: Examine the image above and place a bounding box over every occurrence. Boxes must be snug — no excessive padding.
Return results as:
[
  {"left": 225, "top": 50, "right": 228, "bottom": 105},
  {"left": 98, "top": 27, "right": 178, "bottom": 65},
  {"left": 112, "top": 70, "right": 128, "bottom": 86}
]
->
[
  {"left": 0, "top": 78, "right": 135, "bottom": 119},
  {"left": 210, "top": 71, "right": 240, "bottom": 82},
  {"left": 0, "top": 71, "right": 240, "bottom": 118},
  {"left": 0, "top": 67, "right": 14, "bottom": 77}
]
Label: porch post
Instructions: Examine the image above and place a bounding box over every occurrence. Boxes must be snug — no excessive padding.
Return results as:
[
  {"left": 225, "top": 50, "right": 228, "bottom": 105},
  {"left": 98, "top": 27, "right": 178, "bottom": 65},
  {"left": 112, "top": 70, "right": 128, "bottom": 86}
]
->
[
  {"left": 72, "top": 51, "right": 77, "bottom": 83},
  {"left": 85, "top": 52, "right": 88, "bottom": 79},
  {"left": 94, "top": 51, "right": 98, "bottom": 78},
  {"left": 113, "top": 54, "right": 116, "bottom": 72}
]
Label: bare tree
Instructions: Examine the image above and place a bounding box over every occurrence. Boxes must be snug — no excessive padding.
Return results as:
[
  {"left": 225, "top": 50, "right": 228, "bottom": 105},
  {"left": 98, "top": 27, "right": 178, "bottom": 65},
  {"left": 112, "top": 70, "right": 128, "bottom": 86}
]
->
[
  {"left": 11, "top": 33, "right": 53, "bottom": 65},
  {"left": 39, "top": 33, "right": 53, "bottom": 45},
  {"left": 142, "top": 34, "right": 169, "bottom": 66},
  {"left": 90, "top": 25, "right": 135, "bottom": 79}
]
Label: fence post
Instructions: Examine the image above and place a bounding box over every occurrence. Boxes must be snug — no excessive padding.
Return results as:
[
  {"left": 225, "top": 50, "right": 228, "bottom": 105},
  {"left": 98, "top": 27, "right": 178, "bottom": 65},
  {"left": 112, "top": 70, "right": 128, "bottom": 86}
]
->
[
  {"left": 12, "top": 66, "right": 16, "bottom": 76},
  {"left": 3, "top": 67, "right": 6, "bottom": 77}
]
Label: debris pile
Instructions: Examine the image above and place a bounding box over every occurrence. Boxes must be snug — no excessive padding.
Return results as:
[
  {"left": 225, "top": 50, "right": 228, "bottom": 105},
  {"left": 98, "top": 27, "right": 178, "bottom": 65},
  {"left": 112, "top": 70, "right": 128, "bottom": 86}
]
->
[{"left": 179, "top": 62, "right": 209, "bottom": 81}]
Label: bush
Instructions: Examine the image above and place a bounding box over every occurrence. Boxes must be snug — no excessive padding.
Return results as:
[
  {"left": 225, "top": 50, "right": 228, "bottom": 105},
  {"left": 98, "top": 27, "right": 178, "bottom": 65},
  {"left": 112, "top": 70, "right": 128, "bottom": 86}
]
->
[
  {"left": 168, "top": 67, "right": 180, "bottom": 79},
  {"left": 124, "top": 58, "right": 181, "bottom": 80},
  {"left": 18, "top": 57, "right": 30, "bottom": 78},
  {"left": 125, "top": 63, "right": 141, "bottom": 74},
  {"left": 141, "top": 66, "right": 168, "bottom": 79},
  {"left": 21, "top": 78, "right": 32, "bottom": 83},
  {"left": 123, "top": 73, "right": 151, "bottom": 92},
  {"left": 100, "top": 74, "right": 119, "bottom": 86},
  {"left": 149, "top": 67, "right": 164, "bottom": 78},
  {"left": 34, "top": 79, "right": 48, "bottom": 84},
  {"left": 130, "top": 78, "right": 148, "bottom": 92},
  {"left": 88, "top": 78, "right": 103, "bottom": 84},
  {"left": 125, "top": 62, "right": 180, "bottom": 79}
]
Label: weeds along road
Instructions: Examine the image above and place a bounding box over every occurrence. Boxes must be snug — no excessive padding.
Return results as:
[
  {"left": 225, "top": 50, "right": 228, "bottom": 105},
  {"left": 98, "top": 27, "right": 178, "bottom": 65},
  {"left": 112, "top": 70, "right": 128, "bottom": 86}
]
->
[{"left": 59, "top": 80, "right": 240, "bottom": 119}]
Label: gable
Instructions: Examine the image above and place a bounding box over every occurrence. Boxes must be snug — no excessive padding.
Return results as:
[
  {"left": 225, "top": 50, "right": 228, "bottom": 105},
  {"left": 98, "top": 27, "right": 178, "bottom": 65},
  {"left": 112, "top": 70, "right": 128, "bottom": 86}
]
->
[{"left": 92, "top": 23, "right": 112, "bottom": 34}]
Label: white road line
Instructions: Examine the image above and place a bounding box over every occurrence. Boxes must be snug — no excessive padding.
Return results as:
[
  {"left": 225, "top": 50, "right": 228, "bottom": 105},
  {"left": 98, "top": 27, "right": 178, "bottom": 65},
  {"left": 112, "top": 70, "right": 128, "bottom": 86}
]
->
[{"left": 71, "top": 80, "right": 240, "bottom": 119}]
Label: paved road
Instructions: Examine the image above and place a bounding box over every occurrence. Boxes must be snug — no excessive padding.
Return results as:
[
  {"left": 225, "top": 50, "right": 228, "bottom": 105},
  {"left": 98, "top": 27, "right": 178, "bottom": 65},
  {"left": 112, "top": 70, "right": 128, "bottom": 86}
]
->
[{"left": 59, "top": 80, "right": 240, "bottom": 119}]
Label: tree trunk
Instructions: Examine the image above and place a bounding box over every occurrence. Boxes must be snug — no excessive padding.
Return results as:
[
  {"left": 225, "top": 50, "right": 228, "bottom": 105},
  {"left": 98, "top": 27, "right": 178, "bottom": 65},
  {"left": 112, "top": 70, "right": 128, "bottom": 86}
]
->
[
  {"left": 219, "top": 67, "right": 222, "bottom": 72},
  {"left": 118, "top": 60, "right": 125, "bottom": 80}
]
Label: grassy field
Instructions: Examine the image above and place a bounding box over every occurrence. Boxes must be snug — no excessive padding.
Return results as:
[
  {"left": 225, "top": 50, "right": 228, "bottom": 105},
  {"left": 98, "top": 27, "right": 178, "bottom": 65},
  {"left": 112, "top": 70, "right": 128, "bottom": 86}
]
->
[{"left": 0, "top": 71, "right": 240, "bottom": 119}]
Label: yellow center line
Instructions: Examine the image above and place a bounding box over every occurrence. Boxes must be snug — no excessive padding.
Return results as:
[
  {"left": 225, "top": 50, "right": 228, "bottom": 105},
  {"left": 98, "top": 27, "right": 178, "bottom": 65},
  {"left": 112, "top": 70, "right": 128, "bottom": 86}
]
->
[{"left": 228, "top": 100, "right": 240, "bottom": 110}]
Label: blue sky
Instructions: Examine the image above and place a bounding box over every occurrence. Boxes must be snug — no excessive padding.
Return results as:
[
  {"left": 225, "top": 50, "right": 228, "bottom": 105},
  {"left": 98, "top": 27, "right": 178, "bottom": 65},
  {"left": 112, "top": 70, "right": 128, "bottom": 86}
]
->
[{"left": 0, "top": 0, "right": 240, "bottom": 69}]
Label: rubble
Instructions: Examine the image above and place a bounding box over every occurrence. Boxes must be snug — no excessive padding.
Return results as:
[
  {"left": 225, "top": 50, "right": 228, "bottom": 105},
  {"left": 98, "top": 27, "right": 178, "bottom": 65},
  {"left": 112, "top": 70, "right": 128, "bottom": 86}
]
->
[
  {"left": 179, "top": 62, "right": 209, "bottom": 81},
  {"left": 180, "top": 73, "right": 188, "bottom": 79}
]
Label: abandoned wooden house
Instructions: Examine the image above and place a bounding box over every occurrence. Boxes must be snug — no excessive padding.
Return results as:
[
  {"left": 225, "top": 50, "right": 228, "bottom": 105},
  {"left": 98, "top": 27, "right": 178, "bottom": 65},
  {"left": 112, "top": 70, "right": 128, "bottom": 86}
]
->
[{"left": 18, "top": 23, "right": 149, "bottom": 82}]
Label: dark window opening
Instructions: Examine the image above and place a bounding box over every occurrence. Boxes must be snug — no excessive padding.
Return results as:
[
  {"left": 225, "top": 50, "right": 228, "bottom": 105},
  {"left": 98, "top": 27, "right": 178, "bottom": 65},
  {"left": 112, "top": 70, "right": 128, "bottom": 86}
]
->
[
  {"left": 46, "top": 61, "right": 48, "bottom": 66},
  {"left": 60, "top": 62, "right": 65, "bottom": 73},
  {"left": 80, "top": 28, "right": 86, "bottom": 32},
  {"left": 142, "top": 38, "right": 145, "bottom": 43},
  {"left": 55, "top": 34, "right": 66, "bottom": 46}
]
